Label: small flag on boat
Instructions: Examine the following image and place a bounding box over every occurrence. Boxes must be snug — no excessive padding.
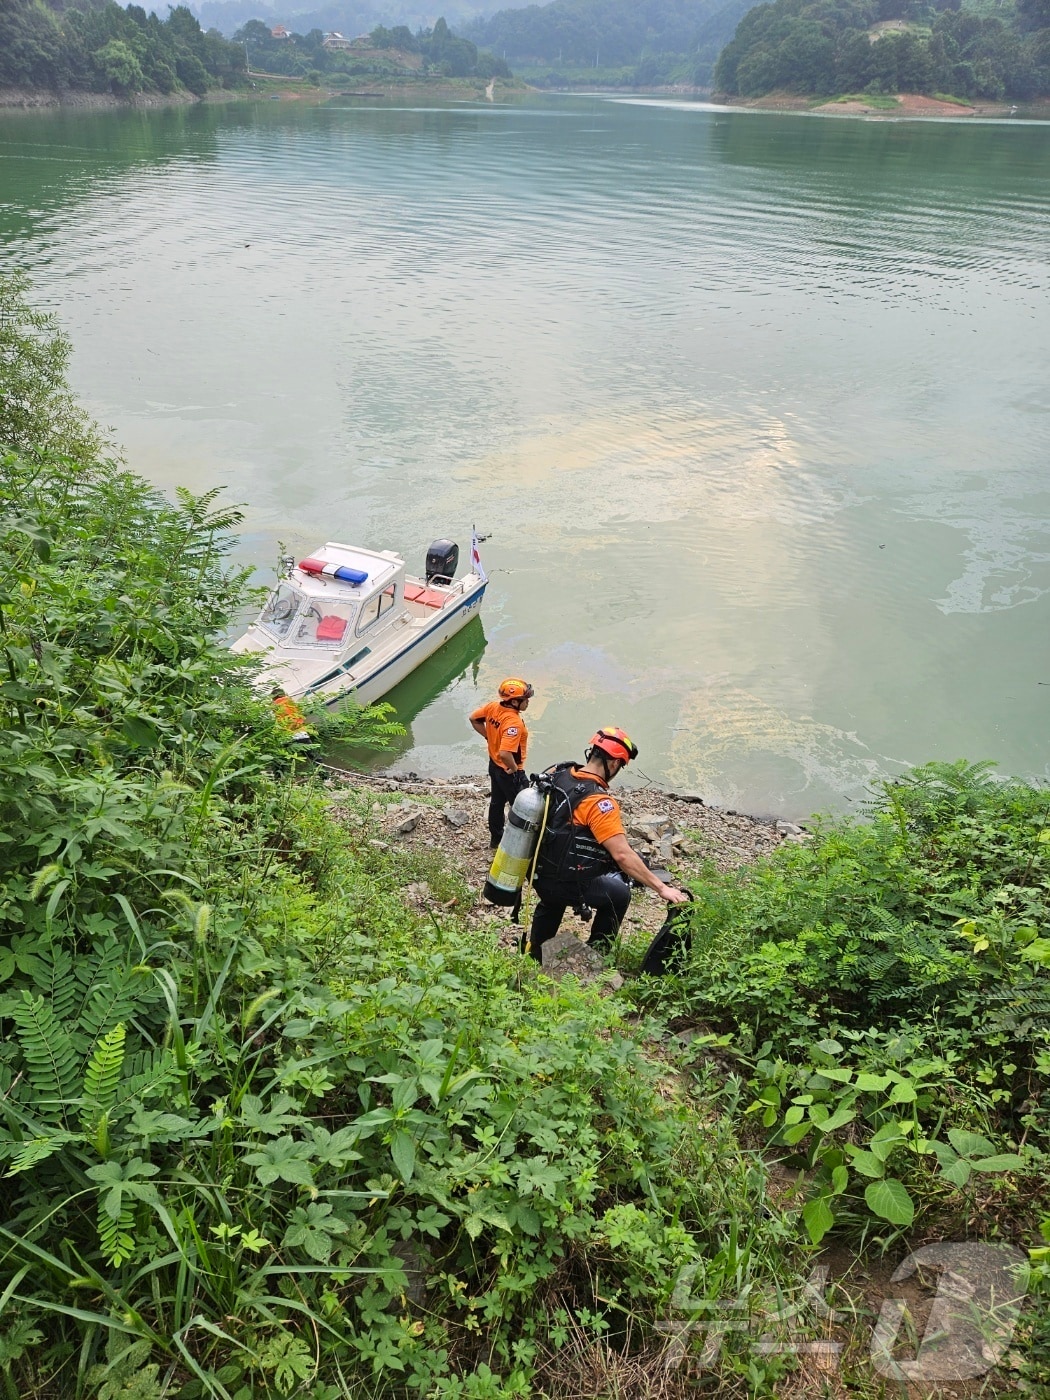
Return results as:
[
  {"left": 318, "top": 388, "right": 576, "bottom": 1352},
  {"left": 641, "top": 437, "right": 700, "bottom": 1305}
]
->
[{"left": 471, "top": 526, "right": 487, "bottom": 582}]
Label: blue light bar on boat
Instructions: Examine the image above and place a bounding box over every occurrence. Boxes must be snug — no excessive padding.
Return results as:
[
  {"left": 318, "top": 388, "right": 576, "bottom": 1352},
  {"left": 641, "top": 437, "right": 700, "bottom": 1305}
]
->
[{"left": 299, "top": 557, "right": 368, "bottom": 585}]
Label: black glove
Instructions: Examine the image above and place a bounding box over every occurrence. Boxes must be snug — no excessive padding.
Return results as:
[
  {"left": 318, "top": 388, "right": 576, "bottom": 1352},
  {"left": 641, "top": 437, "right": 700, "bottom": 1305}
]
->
[{"left": 513, "top": 769, "right": 530, "bottom": 795}]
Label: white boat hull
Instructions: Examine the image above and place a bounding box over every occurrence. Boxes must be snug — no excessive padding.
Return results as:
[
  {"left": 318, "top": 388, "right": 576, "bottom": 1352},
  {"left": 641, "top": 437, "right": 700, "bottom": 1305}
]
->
[{"left": 304, "top": 579, "right": 486, "bottom": 706}]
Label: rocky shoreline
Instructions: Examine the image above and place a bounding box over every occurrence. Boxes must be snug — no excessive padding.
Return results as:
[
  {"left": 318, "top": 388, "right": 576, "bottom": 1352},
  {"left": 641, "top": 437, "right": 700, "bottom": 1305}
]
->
[
  {"left": 0, "top": 85, "right": 198, "bottom": 110},
  {"left": 322, "top": 765, "right": 809, "bottom": 971}
]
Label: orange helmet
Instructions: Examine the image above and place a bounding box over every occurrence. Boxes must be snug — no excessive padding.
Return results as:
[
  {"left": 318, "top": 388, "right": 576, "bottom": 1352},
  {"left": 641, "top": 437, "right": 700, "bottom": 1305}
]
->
[
  {"left": 588, "top": 726, "right": 639, "bottom": 765},
  {"left": 498, "top": 677, "right": 534, "bottom": 701}
]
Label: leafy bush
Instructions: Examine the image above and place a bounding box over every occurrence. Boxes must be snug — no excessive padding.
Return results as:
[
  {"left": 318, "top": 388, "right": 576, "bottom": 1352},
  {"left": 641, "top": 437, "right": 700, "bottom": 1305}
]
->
[{"left": 635, "top": 761, "right": 1049, "bottom": 1242}]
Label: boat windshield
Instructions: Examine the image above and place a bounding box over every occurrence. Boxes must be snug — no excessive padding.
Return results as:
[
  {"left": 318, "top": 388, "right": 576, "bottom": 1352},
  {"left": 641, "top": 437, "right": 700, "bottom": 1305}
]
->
[
  {"left": 259, "top": 583, "right": 302, "bottom": 639},
  {"left": 288, "top": 599, "right": 358, "bottom": 648}
]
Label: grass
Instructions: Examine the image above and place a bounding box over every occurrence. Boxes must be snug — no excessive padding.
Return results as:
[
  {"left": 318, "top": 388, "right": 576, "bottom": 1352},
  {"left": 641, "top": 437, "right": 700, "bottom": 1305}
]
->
[{"left": 824, "top": 92, "right": 900, "bottom": 108}]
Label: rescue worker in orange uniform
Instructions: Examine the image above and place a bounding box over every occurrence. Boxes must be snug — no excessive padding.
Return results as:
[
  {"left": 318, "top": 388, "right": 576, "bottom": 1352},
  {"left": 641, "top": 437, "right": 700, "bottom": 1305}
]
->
[
  {"left": 470, "top": 678, "right": 534, "bottom": 847},
  {"left": 524, "top": 726, "right": 688, "bottom": 962},
  {"left": 271, "top": 687, "right": 311, "bottom": 742}
]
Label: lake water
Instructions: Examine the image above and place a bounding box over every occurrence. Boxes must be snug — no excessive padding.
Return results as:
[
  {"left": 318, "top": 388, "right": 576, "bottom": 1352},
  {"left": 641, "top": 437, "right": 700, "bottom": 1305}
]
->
[{"left": 1, "top": 96, "right": 1047, "bottom": 817}]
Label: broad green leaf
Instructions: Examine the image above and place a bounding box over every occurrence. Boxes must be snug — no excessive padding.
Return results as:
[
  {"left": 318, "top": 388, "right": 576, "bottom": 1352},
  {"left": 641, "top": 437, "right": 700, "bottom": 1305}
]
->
[
  {"left": 854, "top": 1073, "right": 891, "bottom": 1093},
  {"left": 869, "top": 1122, "right": 907, "bottom": 1161},
  {"left": 946, "top": 1129, "right": 996, "bottom": 1159},
  {"left": 802, "top": 1195, "right": 834, "bottom": 1245},
  {"left": 814, "top": 1108, "right": 856, "bottom": 1135},
  {"left": 783, "top": 1106, "right": 805, "bottom": 1125},
  {"left": 122, "top": 716, "right": 160, "bottom": 748},
  {"left": 845, "top": 1148, "right": 885, "bottom": 1179},
  {"left": 888, "top": 1081, "right": 917, "bottom": 1104},
  {"left": 970, "top": 1154, "right": 1025, "bottom": 1173},
  {"left": 864, "top": 1178, "right": 914, "bottom": 1226},
  {"left": 815, "top": 1039, "right": 843, "bottom": 1056},
  {"left": 819, "top": 1067, "right": 854, "bottom": 1084},
  {"left": 243, "top": 1136, "right": 315, "bottom": 1188},
  {"left": 831, "top": 1164, "right": 849, "bottom": 1195},
  {"left": 390, "top": 1131, "right": 416, "bottom": 1183},
  {"left": 940, "top": 1158, "right": 972, "bottom": 1188},
  {"left": 782, "top": 1123, "right": 811, "bottom": 1146}
]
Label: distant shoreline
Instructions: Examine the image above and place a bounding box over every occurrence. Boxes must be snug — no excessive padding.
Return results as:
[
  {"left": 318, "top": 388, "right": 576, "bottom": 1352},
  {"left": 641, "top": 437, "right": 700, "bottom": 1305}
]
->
[
  {"left": 2, "top": 79, "right": 1045, "bottom": 120},
  {"left": 0, "top": 75, "right": 525, "bottom": 113}
]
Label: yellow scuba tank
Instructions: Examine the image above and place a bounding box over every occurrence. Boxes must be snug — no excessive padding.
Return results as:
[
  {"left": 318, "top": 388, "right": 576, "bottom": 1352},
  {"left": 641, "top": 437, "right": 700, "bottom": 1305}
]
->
[{"left": 484, "top": 783, "right": 548, "bottom": 905}]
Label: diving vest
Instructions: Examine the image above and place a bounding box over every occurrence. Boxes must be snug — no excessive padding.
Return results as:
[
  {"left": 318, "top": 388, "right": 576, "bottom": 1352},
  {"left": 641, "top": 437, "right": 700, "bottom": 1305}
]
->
[{"left": 534, "top": 764, "right": 618, "bottom": 886}]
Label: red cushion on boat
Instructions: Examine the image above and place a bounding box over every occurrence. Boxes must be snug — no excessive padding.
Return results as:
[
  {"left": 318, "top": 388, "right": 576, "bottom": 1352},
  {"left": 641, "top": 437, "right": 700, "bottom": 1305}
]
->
[
  {"left": 404, "top": 583, "right": 446, "bottom": 608},
  {"left": 316, "top": 614, "right": 348, "bottom": 641}
]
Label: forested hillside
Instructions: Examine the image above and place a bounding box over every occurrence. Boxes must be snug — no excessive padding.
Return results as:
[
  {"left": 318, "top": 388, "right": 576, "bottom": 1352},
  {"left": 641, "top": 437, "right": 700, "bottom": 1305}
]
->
[
  {"left": 196, "top": 0, "right": 508, "bottom": 34},
  {"left": 466, "top": 0, "right": 753, "bottom": 86},
  {"left": 232, "top": 16, "right": 510, "bottom": 80},
  {"left": 714, "top": 0, "right": 1050, "bottom": 99},
  {"left": 0, "top": 0, "right": 245, "bottom": 96}
]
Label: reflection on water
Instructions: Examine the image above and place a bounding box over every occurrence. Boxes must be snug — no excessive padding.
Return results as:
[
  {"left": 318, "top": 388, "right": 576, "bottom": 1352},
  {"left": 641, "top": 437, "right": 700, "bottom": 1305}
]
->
[
  {"left": 325, "top": 616, "right": 487, "bottom": 773},
  {"left": 1, "top": 96, "right": 1048, "bottom": 815}
]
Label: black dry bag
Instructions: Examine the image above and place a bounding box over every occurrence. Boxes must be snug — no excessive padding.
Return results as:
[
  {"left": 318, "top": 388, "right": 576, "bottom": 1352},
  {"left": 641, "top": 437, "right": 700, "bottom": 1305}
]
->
[{"left": 639, "top": 896, "right": 693, "bottom": 976}]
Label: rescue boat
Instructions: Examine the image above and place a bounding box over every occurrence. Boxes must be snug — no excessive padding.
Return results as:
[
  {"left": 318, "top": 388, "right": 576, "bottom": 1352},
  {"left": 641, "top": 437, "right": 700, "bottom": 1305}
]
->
[{"left": 231, "top": 537, "right": 486, "bottom": 704}]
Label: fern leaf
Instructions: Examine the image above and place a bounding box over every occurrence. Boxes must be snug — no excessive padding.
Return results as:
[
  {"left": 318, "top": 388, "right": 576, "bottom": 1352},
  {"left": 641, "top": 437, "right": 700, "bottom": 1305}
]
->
[
  {"left": 81, "top": 1023, "right": 126, "bottom": 1125},
  {"left": 109, "top": 1050, "right": 178, "bottom": 1114},
  {"left": 78, "top": 962, "right": 156, "bottom": 1043},
  {"left": 97, "top": 1199, "right": 136, "bottom": 1267},
  {"left": 13, "top": 991, "right": 81, "bottom": 1106},
  {"left": 30, "top": 942, "right": 77, "bottom": 1027},
  {"left": 5, "top": 1130, "right": 79, "bottom": 1175}
]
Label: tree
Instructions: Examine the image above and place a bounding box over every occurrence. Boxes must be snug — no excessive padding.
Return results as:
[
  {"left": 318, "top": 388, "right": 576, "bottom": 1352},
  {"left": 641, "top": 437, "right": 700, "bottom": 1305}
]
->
[
  {"left": 94, "top": 37, "right": 144, "bottom": 93},
  {"left": 0, "top": 272, "right": 105, "bottom": 464}
]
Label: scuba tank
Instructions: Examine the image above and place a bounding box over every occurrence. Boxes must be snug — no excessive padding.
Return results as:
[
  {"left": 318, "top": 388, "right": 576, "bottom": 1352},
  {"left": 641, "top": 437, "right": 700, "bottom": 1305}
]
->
[{"left": 484, "top": 782, "right": 549, "bottom": 905}]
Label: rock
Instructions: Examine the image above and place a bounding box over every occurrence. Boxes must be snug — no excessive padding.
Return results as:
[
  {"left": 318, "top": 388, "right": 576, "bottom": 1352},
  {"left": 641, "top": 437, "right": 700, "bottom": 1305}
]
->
[
  {"left": 628, "top": 812, "right": 674, "bottom": 840},
  {"left": 605, "top": 971, "right": 625, "bottom": 991},
  {"left": 442, "top": 807, "right": 471, "bottom": 828},
  {"left": 405, "top": 881, "right": 431, "bottom": 902},
  {"left": 657, "top": 833, "right": 675, "bottom": 866},
  {"left": 776, "top": 820, "right": 805, "bottom": 837},
  {"left": 540, "top": 934, "right": 605, "bottom": 982},
  {"left": 674, "top": 838, "right": 701, "bottom": 857},
  {"left": 673, "top": 791, "right": 706, "bottom": 805},
  {"left": 367, "top": 839, "right": 389, "bottom": 851},
  {"left": 389, "top": 811, "right": 420, "bottom": 836}
]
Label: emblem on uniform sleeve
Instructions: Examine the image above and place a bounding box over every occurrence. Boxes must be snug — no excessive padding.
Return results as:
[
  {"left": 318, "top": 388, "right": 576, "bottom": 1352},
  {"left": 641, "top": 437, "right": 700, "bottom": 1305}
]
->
[
  {"left": 597, "top": 799, "right": 614, "bottom": 813},
  {"left": 506, "top": 727, "right": 519, "bottom": 736}
]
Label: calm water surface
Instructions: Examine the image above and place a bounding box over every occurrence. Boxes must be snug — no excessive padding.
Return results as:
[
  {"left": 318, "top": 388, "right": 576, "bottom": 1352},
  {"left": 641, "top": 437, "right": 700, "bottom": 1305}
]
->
[{"left": 1, "top": 96, "right": 1047, "bottom": 816}]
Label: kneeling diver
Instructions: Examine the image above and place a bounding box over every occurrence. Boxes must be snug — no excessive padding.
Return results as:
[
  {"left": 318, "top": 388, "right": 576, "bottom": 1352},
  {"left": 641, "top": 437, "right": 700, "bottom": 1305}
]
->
[{"left": 524, "top": 726, "right": 688, "bottom": 963}]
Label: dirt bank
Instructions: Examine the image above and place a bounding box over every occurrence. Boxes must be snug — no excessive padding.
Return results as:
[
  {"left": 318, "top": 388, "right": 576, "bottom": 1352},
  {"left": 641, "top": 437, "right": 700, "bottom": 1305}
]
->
[
  {"left": 322, "top": 765, "right": 803, "bottom": 956},
  {"left": 0, "top": 85, "right": 196, "bottom": 110},
  {"left": 721, "top": 89, "right": 1050, "bottom": 119}
]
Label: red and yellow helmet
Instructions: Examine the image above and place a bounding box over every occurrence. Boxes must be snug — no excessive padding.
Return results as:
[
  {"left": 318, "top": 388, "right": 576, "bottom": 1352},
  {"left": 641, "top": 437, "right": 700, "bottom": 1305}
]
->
[
  {"left": 588, "top": 726, "right": 639, "bottom": 765},
  {"left": 498, "top": 677, "right": 534, "bottom": 701}
]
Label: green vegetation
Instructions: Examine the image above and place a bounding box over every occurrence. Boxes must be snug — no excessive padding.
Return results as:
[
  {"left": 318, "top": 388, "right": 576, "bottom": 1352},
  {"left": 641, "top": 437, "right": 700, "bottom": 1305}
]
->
[
  {"left": 0, "top": 1, "right": 245, "bottom": 98},
  {"left": 234, "top": 18, "right": 510, "bottom": 85},
  {"left": 0, "top": 269, "right": 1045, "bottom": 1393},
  {"left": 0, "top": 272, "right": 806, "bottom": 1396},
  {"left": 824, "top": 87, "right": 901, "bottom": 103},
  {"left": 630, "top": 759, "right": 1049, "bottom": 1387},
  {"left": 466, "top": 0, "right": 753, "bottom": 89},
  {"left": 714, "top": 0, "right": 1050, "bottom": 100}
]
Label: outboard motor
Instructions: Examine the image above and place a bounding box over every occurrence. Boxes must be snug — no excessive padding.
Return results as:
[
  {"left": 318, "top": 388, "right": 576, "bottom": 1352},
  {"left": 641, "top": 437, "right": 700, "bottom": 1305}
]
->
[{"left": 425, "top": 539, "right": 459, "bottom": 585}]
